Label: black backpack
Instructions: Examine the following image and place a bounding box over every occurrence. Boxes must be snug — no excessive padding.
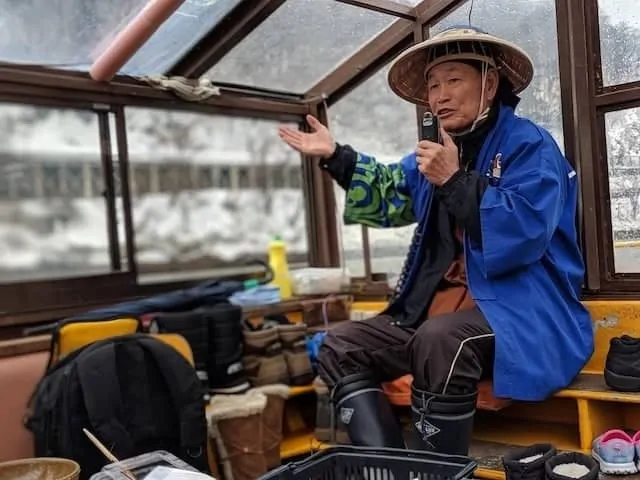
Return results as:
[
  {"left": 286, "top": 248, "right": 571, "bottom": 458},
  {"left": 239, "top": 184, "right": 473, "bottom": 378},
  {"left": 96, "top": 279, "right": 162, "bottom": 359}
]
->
[{"left": 26, "top": 334, "right": 210, "bottom": 479}]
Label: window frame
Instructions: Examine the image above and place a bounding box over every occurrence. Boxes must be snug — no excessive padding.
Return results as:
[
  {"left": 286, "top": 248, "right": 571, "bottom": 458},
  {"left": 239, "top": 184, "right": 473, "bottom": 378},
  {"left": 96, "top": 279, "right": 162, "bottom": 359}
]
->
[
  {"left": 5, "top": 0, "right": 640, "bottom": 323},
  {"left": 564, "top": 0, "right": 640, "bottom": 295},
  {"left": 0, "top": 95, "right": 138, "bottom": 319},
  {"left": 0, "top": 90, "right": 320, "bottom": 321}
]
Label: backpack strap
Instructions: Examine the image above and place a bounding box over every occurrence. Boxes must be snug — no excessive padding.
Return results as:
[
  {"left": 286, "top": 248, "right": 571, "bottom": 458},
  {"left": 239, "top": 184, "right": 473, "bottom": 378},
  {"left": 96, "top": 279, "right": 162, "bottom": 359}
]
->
[
  {"left": 26, "top": 336, "right": 107, "bottom": 434},
  {"left": 137, "top": 336, "right": 209, "bottom": 471},
  {"left": 76, "top": 340, "right": 136, "bottom": 458}
]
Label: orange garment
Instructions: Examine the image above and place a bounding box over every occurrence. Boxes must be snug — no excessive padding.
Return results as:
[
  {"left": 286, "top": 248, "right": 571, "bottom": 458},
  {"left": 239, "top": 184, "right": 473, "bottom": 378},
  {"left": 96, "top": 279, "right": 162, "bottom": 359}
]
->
[
  {"left": 383, "top": 228, "right": 475, "bottom": 405},
  {"left": 427, "top": 228, "right": 476, "bottom": 317}
]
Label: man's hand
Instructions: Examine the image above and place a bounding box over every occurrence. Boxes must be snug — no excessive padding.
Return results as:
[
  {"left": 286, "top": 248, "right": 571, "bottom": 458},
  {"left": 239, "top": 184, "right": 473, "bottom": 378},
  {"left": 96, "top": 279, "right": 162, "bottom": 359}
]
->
[
  {"left": 416, "top": 128, "right": 460, "bottom": 186},
  {"left": 278, "top": 115, "right": 336, "bottom": 158}
]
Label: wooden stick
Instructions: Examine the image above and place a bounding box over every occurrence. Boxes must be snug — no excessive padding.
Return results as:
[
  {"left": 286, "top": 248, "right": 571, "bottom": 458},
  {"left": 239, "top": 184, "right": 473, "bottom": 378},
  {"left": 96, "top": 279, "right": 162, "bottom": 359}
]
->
[{"left": 82, "top": 428, "right": 136, "bottom": 480}]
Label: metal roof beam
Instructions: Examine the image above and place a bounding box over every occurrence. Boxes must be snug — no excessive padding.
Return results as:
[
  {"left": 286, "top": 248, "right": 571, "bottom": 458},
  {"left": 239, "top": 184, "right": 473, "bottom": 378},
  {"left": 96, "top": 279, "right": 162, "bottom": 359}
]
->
[
  {"left": 306, "top": 19, "right": 414, "bottom": 103},
  {"left": 168, "top": 0, "right": 287, "bottom": 78},
  {"left": 334, "top": 0, "right": 417, "bottom": 20}
]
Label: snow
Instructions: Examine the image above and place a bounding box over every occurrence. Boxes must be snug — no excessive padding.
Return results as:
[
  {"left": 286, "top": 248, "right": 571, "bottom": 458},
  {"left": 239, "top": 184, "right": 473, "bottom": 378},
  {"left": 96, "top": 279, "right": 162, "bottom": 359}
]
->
[
  {"left": 1, "top": 99, "right": 640, "bottom": 281},
  {"left": 132, "top": 190, "right": 308, "bottom": 263},
  {"left": 0, "top": 101, "right": 422, "bottom": 280},
  {"left": 0, "top": 190, "right": 308, "bottom": 268}
]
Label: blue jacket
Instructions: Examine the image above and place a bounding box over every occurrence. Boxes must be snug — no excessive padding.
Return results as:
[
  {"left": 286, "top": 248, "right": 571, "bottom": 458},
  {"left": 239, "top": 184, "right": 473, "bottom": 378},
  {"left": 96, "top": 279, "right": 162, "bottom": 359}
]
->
[{"left": 341, "top": 104, "right": 594, "bottom": 401}]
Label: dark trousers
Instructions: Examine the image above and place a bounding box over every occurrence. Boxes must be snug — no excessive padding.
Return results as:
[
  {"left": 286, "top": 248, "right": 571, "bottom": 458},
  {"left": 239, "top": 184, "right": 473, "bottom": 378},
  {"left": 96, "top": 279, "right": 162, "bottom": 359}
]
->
[{"left": 317, "top": 307, "right": 495, "bottom": 394}]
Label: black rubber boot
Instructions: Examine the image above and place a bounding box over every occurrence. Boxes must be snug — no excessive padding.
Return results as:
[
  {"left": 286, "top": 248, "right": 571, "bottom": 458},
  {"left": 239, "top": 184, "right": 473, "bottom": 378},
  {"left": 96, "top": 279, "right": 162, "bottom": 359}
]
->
[
  {"left": 149, "top": 311, "right": 209, "bottom": 394},
  {"left": 203, "top": 303, "right": 250, "bottom": 394},
  {"left": 503, "top": 444, "right": 557, "bottom": 480},
  {"left": 411, "top": 385, "right": 476, "bottom": 455},
  {"left": 331, "top": 372, "right": 405, "bottom": 448},
  {"left": 545, "top": 452, "right": 599, "bottom": 480}
]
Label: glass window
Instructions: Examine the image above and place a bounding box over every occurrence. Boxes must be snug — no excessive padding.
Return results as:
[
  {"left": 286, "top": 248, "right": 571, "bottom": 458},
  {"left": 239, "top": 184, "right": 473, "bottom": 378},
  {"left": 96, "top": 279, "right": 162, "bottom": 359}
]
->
[
  {"left": 90, "top": 164, "right": 104, "bottom": 195},
  {"left": 270, "top": 165, "right": 286, "bottom": 189},
  {"left": 132, "top": 164, "right": 151, "bottom": 195},
  {"left": 431, "top": 0, "right": 565, "bottom": 149},
  {"left": 597, "top": 0, "right": 640, "bottom": 86},
  {"left": 204, "top": 0, "right": 395, "bottom": 92},
  {"left": 237, "top": 167, "right": 251, "bottom": 189},
  {"left": 218, "top": 167, "right": 231, "bottom": 188},
  {"left": 254, "top": 165, "right": 268, "bottom": 190},
  {"left": 288, "top": 166, "right": 303, "bottom": 189},
  {"left": 158, "top": 164, "right": 193, "bottom": 192},
  {"left": 196, "top": 166, "right": 215, "bottom": 189},
  {"left": 122, "top": 0, "right": 245, "bottom": 75},
  {"left": 64, "top": 164, "right": 86, "bottom": 197},
  {"left": 14, "top": 164, "right": 38, "bottom": 199},
  {"left": 124, "top": 107, "right": 307, "bottom": 280},
  {"left": 604, "top": 107, "right": 640, "bottom": 273},
  {"left": 0, "top": 103, "right": 110, "bottom": 282},
  {"left": 42, "top": 164, "right": 63, "bottom": 198},
  {"left": 0, "top": 0, "right": 242, "bottom": 75},
  {"left": 329, "top": 64, "right": 417, "bottom": 278},
  {"left": 0, "top": 0, "right": 145, "bottom": 69}
]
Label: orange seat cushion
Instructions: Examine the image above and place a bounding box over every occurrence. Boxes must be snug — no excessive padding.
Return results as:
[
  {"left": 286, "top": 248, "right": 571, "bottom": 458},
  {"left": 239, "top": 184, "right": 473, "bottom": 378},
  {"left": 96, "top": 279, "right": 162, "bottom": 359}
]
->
[
  {"left": 382, "top": 374, "right": 413, "bottom": 406},
  {"left": 382, "top": 375, "right": 512, "bottom": 411}
]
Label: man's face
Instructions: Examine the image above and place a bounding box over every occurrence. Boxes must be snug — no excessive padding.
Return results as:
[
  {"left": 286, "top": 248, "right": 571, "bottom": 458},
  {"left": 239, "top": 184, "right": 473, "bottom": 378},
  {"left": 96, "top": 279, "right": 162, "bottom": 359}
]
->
[{"left": 426, "top": 61, "right": 498, "bottom": 132}]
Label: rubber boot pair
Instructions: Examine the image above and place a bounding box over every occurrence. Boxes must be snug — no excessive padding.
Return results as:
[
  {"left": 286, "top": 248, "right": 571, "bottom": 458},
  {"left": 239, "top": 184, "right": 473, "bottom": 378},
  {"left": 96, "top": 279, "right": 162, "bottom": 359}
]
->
[{"left": 330, "top": 373, "right": 476, "bottom": 455}]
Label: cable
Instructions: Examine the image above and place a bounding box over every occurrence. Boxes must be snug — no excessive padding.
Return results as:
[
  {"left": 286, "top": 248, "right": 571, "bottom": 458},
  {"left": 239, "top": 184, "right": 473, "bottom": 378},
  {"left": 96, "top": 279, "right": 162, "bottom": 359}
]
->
[{"left": 320, "top": 94, "right": 348, "bottom": 279}]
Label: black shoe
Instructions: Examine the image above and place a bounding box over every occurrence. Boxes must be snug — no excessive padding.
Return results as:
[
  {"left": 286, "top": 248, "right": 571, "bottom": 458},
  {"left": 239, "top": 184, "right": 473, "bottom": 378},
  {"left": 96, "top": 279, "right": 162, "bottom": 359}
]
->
[
  {"left": 204, "top": 303, "right": 250, "bottom": 394},
  {"left": 331, "top": 372, "right": 405, "bottom": 448},
  {"left": 411, "top": 385, "right": 476, "bottom": 455},
  {"left": 604, "top": 335, "right": 640, "bottom": 392},
  {"left": 545, "top": 452, "right": 599, "bottom": 480},
  {"left": 503, "top": 444, "right": 557, "bottom": 480}
]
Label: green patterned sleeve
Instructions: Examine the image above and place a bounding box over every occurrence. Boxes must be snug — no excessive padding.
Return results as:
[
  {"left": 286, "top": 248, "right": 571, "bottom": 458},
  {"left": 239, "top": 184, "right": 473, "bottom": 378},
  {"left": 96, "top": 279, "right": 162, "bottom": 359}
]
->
[{"left": 342, "top": 152, "right": 416, "bottom": 228}]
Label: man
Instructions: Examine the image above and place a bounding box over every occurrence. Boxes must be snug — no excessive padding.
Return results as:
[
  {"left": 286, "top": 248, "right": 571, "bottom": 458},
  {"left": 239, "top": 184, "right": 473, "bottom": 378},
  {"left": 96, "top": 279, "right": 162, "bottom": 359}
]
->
[{"left": 278, "top": 26, "right": 594, "bottom": 456}]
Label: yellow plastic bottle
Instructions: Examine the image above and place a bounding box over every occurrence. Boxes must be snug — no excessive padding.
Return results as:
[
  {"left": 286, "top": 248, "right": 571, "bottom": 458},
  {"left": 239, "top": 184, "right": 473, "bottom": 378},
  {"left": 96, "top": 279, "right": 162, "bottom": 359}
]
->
[{"left": 268, "top": 235, "right": 293, "bottom": 299}]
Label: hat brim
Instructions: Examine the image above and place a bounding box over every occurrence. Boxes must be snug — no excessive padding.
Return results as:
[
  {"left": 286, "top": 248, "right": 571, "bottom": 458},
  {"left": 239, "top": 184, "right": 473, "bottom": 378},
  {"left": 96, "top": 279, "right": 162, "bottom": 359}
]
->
[{"left": 387, "top": 32, "right": 534, "bottom": 107}]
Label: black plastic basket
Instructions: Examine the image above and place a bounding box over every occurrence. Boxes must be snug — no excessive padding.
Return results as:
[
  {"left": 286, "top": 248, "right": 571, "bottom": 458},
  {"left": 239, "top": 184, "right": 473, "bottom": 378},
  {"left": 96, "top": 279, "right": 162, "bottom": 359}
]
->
[{"left": 259, "top": 446, "right": 477, "bottom": 480}]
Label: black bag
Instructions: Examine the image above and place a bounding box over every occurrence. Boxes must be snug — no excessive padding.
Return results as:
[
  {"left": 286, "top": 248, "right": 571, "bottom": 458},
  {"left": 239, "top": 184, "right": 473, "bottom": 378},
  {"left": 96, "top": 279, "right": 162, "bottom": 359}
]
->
[{"left": 26, "top": 334, "right": 210, "bottom": 479}]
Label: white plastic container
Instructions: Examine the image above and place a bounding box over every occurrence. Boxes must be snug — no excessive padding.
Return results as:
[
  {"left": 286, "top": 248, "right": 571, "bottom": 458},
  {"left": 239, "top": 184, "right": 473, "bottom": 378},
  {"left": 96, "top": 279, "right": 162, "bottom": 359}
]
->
[
  {"left": 89, "top": 450, "right": 206, "bottom": 480},
  {"left": 289, "top": 268, "right": 350, "bottom": 296}
]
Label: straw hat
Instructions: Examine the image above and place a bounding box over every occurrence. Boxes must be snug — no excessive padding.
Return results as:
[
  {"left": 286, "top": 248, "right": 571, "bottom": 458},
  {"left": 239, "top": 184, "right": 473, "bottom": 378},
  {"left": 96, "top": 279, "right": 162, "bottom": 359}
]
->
[{"left": 388, "top": 26, "right": 534, "bottom": 107}]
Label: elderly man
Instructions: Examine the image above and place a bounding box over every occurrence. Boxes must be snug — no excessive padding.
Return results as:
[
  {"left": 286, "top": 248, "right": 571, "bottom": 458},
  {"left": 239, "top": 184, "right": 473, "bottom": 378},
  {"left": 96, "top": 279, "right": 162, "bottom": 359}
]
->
[{"left": 278, "top": 26, "right": 593, "bottom": 456}]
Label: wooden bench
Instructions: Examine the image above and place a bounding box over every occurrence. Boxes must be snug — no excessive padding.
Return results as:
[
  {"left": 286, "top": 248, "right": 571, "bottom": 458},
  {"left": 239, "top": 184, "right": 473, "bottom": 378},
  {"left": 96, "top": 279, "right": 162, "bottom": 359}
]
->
[{"left": 383, "top": 371, "right": 640, "bottom": 412}]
